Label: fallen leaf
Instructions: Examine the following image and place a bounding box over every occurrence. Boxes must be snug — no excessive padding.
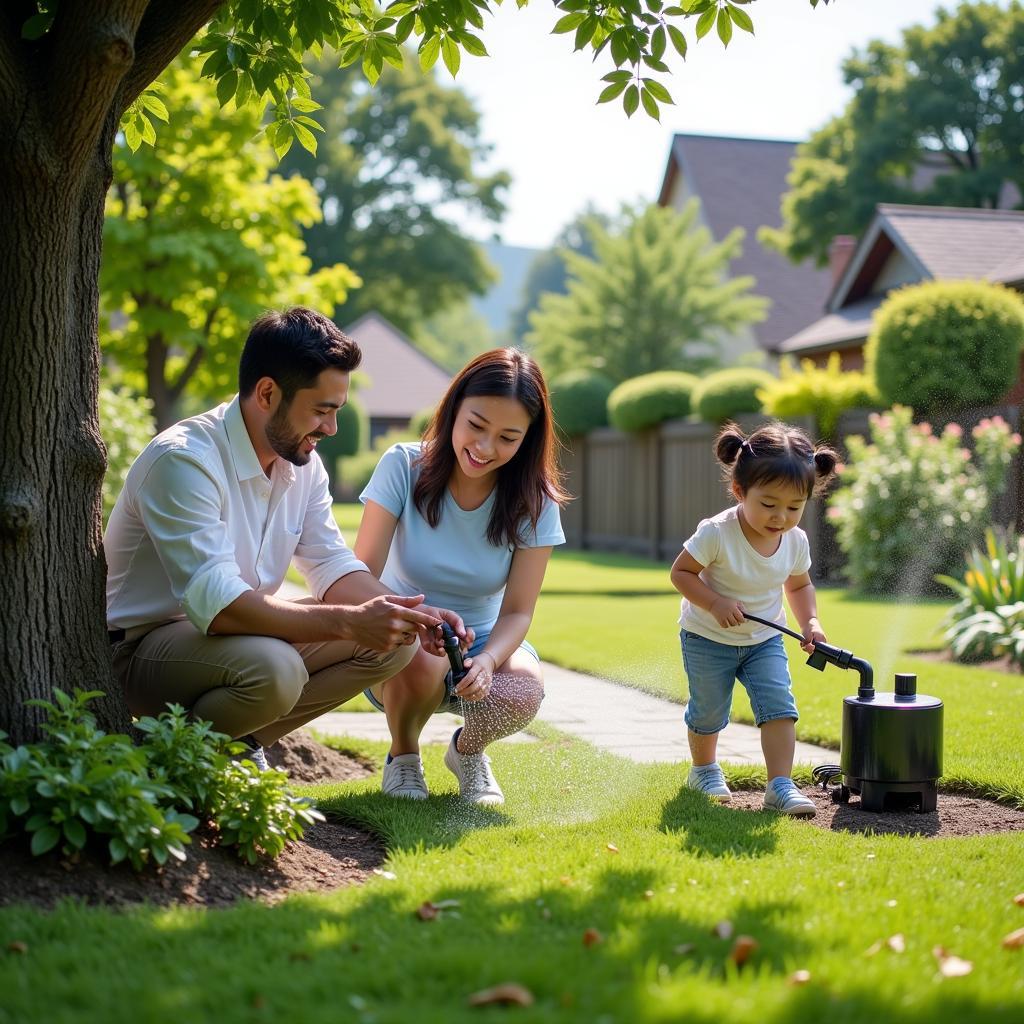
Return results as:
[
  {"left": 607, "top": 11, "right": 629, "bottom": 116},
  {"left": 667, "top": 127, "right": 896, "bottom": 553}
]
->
[
  {"left": 1002, "top": 926, "right": 1024, "bottom": 949},
  {"left": 6, "top": 941, "right": 27, "bottom": 954},
  {"left": 933, "top": 946, "right": 973, "bottom": 977},
  {"left": 433, "top": 899, "right": 462, "bottom": 910},
  {"left": 1013, "top": 893, "right": 1024, "bottom": 907},
  {"left": 582, "top": 928, "right": 603, "bottom": 947},
  {"left": 672, "top": 943, "right": 695, "bottom": 956},
  {"left": 372, "top": 869, "right": 397, "bottom": 880},
  {"left": 559, "top": 875, "right": 573, "bottom": 887},
  {"left": 712, "top": 920, "right": 734, "bottom": 940},
  {"left": 416, "top": 902, "right": 440, "bottom": 921},
  {"left": 787, "top": 969, "right": 811, "bottom": 986},
  {"left": 467, "top": 983, "right": 534, "bottom": 1008},
  {"left": 606, "top": 843, "right": 619, "bottom": 854},
  {"left": 864, "top": 940, "right": 883, "bottom": 957},
  {"left": 643, "top": 890, "right": 655, "bottom": 901},
  {"left": 729, "top": 935, "right": 759, "bottom": 967},
  {"left": 885, "top": 899, "right": 898, "bottom": 908},
  {"left": 887, "top": 934, "right": 906, "bottom": 953}
]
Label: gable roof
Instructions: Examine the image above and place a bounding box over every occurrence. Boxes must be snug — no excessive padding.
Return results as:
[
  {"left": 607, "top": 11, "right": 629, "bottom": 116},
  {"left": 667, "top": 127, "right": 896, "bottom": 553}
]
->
[
  {"left": 657, "top": 133, "right": 833, "bottom": 351},
  {"left": 342, "top": 311, "right": 452, "bottom": 419}
]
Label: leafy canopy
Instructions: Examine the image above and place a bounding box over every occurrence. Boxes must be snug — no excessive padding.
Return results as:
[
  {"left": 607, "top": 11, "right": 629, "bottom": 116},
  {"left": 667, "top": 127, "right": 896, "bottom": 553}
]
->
[
  {"left": 527, "top": 201, "right": 766, "bottom": 383},
  {"left": 763, "top": 1, "right": 1024, "bottom": 266}
]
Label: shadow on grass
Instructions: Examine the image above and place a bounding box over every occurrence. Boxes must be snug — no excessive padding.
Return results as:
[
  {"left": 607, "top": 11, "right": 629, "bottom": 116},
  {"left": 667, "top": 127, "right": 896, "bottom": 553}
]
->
[{"left": 660, "top": 787, "right": 782, "bottom": 859}]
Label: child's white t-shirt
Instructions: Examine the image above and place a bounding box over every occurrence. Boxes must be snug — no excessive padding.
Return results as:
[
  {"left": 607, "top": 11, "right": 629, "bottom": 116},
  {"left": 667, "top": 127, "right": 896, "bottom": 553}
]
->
[{"left": 678, "top": 505, "right": 811, "bottom": 646}]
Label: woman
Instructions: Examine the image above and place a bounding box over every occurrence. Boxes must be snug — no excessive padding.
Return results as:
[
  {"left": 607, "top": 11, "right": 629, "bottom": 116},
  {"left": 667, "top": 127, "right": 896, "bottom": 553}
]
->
[{"left": 355, "top": 348, "right": 567, "bottom": 804}]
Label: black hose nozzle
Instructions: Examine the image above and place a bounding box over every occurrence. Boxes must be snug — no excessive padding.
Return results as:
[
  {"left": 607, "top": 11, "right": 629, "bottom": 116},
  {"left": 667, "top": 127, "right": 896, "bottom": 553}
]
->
[{"left": 440, "top": 622, "right": 467, "bottom": 700}]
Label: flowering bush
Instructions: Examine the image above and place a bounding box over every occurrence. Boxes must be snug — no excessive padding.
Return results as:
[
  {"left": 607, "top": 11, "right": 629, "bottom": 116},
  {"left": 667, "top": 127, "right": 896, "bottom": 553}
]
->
[{"left": 827, "top": 406, "right": 1020, "bottom": 594}]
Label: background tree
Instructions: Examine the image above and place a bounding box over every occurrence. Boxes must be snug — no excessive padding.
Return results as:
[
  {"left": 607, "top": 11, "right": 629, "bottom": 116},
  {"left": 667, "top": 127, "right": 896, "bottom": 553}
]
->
[
  {"left": 412, "top": 300, "right": 497, "bottom": 373},
  {"left": 102, "top": 55, "right": 359, "bottom": 430},
  {"left": 527, "top": 202, "right": 766, "bottom": 383},
  {"left": 0, "top": 0, "right": 827, "bottom": 743},
  {"left": 509, "top": 207, "right": 612, "bottom": 345},
  {"left": 763, "top": 1, "right": 1024, "bottom": 266},
  {"left": 279, "top": 53, "right": 507, "bottom": 334}
]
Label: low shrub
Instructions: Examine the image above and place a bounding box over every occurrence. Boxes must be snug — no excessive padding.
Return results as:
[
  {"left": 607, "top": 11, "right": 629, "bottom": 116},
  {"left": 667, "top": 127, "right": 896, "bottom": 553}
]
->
[
  {"left": 866, "top": 280, "right": 1024, "bottom": 416},
  {"left": 692, "top": 367, "right": 774, "bottom": 423},
  {"left": 409, "top": 406, "right": 435, "bottom": 437},
  {"left": 0, "top": 690, "right": 322, "bottom": 870},
  {"left": 607, "top": 371, "right": 699, "bottom": 432},
  {"left": 99, "top": 385, "right": 155, "bottom": 523},
  {"left": 550, "top": 369, "right": 615, "bottom": 436},
  {"left": 339, "top": 428, "right": 418, "bottom": 496},
  {"left": 757, "top": 353, "right": 879, "bottom": 437},
  {"left": 827, "top": 406, "right": 1021, "bottom": 594},
  {"left": 935, "top": 528, "right": 1024, "bottom": 668}
]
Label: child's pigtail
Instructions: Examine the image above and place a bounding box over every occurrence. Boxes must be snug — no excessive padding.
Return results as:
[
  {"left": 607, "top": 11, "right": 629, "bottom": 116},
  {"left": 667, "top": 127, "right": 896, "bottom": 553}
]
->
[
  {"left": 714, "top": 423, "right": 746, "bottom": 467},
  {"left": 811, "top": 444, "right": 840, "bottom": 497}
]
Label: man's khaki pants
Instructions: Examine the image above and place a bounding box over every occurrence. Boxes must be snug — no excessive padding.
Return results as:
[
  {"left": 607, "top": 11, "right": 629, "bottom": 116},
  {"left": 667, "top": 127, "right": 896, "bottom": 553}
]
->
[{"left": 112, "top": 620, "right": 415, "bottom": 747}]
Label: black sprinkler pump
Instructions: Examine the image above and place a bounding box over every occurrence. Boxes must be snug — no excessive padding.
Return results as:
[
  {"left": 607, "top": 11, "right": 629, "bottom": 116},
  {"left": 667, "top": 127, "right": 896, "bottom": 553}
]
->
[
  {"left": 743, "top": 613, "right": 944, "bottom": 813},
  {"left": 440, "top": 622, "right": 468, "bottom": 703}
]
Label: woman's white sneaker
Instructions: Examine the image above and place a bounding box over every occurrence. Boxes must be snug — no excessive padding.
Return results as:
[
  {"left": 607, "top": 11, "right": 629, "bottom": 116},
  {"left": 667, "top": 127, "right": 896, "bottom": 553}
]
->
[
  {"left": 444, "top": 732, "right": 505, "bottom": 806},
  {"left": 382, "top": 753, "right": 428, "bottom": 800},
  {"left": 685, "top": 762, "right": 732, "bottom": 802}
]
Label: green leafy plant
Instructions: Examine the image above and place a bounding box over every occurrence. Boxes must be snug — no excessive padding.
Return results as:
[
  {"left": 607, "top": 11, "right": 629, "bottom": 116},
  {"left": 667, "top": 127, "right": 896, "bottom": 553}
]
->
[
  {"left": 607, "top": 371, "right": 699, "bottom": 432},
  {"left": 827, "top": 407, "right": 1021, "bottom": 594},
  {"left": 0, "top": 692, "right": 323, "bottom": 870},
  {"left": 550, "top": 369, "right": 615, "bottom": 436},
  {"left": 936, "top": 528, "right": 1024, "bottom": 667},
  {"left": 99, "top": 383, "right": 155, "bottom": 524},
  {"left": 757, "top": 353, "right": 879, "bottom": 437},
  {"left": 691, "top": 367, "right": 774, "bottom": 423}
]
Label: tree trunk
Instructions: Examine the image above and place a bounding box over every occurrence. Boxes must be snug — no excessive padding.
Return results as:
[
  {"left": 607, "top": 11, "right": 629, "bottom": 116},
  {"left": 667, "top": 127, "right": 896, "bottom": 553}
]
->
[{"left": 0, "top": 116, "right": 131, "bottom": 744}]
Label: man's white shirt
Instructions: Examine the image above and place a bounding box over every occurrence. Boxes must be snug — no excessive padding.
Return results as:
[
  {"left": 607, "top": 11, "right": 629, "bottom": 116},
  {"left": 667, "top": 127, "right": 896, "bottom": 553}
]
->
[{"left": 104, "top": 396, "right": 366, "bottom": 634}]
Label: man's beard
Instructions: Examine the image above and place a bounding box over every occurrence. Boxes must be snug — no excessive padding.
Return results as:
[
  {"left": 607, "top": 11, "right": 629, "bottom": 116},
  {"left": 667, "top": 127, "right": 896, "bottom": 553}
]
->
[{"left": 265, "top": 401, "right": 322, "bottom": 466}]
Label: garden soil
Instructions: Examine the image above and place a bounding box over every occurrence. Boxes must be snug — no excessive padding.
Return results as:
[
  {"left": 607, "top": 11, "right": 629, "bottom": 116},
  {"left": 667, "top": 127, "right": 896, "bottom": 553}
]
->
[{"left": 0, "top": 731, "right": 382, "bottom": 911}]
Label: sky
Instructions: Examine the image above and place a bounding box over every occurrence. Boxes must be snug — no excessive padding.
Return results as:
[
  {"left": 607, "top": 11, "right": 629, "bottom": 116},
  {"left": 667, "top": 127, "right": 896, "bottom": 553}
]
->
[{"left": 450, "top": 0, "right": 961, "bottom": 249}]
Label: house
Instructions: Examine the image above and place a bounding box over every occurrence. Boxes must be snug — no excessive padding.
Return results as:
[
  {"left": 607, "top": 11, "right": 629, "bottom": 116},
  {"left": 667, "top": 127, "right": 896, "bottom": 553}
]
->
[
  {"left": 657, "top": 133, "right": 833, "bottom": 361},
  {"left": 775, "top": 205, "right": 1024, "bottom": 375},
  {"left": 342, "top": 311, "right": 452, "bottom": 441}
]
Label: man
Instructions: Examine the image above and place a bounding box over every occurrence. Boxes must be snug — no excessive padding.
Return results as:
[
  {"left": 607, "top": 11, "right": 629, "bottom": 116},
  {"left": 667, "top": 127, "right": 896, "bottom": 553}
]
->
[{"left": 104, "top": 307, "right": 461, "bottom": 772}]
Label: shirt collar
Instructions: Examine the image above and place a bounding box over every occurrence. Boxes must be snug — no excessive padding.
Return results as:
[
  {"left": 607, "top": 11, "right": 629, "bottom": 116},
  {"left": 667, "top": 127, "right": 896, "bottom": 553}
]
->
[{"left": 225, "top": 395, "right": 270, "bottom": 483}]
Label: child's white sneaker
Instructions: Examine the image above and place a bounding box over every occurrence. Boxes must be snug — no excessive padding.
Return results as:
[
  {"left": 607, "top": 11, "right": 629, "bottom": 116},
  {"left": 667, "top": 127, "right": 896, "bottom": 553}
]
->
[
  {"left": 686, "top": 762, "right": 732, "bottom": 802},
  {"left": 764, "top": 777, "right": 816, "bottom": 817},
  {"left": 382, "top": 752, "right": 428, "bottom": 800},
  {"left": 444, "top": 731, "right": 505, "bottom": 806}
]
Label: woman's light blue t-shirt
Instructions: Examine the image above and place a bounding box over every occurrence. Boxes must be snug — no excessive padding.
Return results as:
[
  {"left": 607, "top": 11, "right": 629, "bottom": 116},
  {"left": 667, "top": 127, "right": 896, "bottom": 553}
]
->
[{"left": 359, "top": 442, "right": 565, "bottom": 637}]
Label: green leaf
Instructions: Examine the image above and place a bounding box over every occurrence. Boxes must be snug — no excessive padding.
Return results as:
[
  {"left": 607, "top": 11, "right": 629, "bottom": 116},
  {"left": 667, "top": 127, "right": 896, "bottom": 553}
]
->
[
  {"left": 216, "top": 71, "right": 238, "bottom": 107},
  {"left": 419, "top": 33, "right": 441, "bottom": 71},
  {"left": 63, "top": 819, "right": 87, "bottom": 849},
  {"left": 31, "top": 826, "right": 60, "bottom": 856},
  {"left": 574, "top": 16, "right": 598, "bottom": 51},
  {"left": 459, "top": 32, "right": 488, "bottom": 57},
  {"left": 124, "top": 122, "right": 142, "bottom": 153},
  {"left": 716, "top": 8, "right": 733, "bottom": 46},
  {"left": 651, "top": 25, "right": 666, "bottom": 61},
  {"left": 289, "top": 96, "right": 322, "bottom": 113},
  {"left": 668, "top": 24, "right": 688, "bottom": 59},
  {"left": 441, "top": 35, "right": 461, "bottom": 77},
  {"left": 21, "top": 12, "right": 52, "bottom": 40},
  {"left": 641, "top": 87, "right": 660, "bottom": 120},
  {"left": 602, "top": 69, "right": 633, "bottom": 83},
  {"left": 624, "top": 83, "right": 640, "bottom": 117},
  {"left": 139, "top": 114, "right": 156, "bottom": 146},
  {"left": 727, "top": 3, "right": 755, "bottom": 33},
  {"left": 552, "top": 12, "right": 586, "bottom": 34},
  {"left": 643, "top": 79, "right": 674, "bottom": 104},
  {"left": 142, "top": 95, "right": 170, "bottom": 123},
  {"left": 292, "top": 120, "right": 318, "bottom": 154},
  {"left": 695, "top": 6, "right": 716, "bottom": 38},
  {"left": 598, "top": 81, "right": 629, "bottom": 104}
]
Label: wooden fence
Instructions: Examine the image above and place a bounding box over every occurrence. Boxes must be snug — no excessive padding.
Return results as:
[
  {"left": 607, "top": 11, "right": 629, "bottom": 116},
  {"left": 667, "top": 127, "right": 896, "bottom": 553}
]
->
[{"left": 559, "top": 407, "right": 1023, "bottom": 580}]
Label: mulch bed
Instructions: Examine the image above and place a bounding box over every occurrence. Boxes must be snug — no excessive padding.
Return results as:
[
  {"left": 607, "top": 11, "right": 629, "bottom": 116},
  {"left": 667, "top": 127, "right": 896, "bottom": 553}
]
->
[
  {"left": 726, "top": 785, "right": 1024, "bottom": 838},
  {"left": 0, "top": 731, "right": 382, "bottom": 911}
]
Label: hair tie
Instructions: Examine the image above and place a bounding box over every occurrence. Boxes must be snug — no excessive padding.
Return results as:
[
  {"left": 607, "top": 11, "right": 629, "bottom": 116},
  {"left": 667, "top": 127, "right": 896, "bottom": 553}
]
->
[{"left": 740, "top": 439, "right": 752, "bottom": 455}]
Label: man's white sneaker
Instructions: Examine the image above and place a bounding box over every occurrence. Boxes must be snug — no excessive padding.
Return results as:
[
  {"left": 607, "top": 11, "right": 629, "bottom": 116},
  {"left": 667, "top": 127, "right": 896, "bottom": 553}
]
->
[
  {"left": 764, "top": 777, "right": 816, "bottom": 818},
  {"left": 685, "top": 762, "right": 732, "bottom": 803},
  {"left": 444, "top": 732, "right": 504, "bottom": 806},
  {"left": 382, "top": 753, "right": 428, "bottom": 800}
]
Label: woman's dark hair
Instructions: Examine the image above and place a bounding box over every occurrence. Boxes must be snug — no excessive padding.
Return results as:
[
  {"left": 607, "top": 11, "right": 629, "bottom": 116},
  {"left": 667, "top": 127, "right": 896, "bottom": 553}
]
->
[
  {"left": 414, "top": 348, "right": 568, "bottom": 547},
  {"left": 715, "top": 421, "right": 838, "bottom": 499},
  {"left": 238, "top": 307, "right": 361, "bottom": 402}
]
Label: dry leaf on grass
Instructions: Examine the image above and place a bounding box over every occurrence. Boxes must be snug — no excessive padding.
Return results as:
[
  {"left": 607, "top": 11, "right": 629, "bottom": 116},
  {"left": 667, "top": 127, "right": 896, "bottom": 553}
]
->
[
  {"left": 672, "top": 943, "right": 695, "bottom": 956},
  {"left": 559, "top": 875, "right": 573, "bottom": 887},
  {"left": 1002, "top": 927, "right": 1024, "bottom": 949},
  {"left": 372, "top": 869, "right": 397, "bottom": 881},
  {"left": 729, "top": 936, "right": 759, "bottom": 967},
  {"left": 933, "top": 946, "right": 973, "bottom": 977},
  {"left": 606, "top": 843, "right": 619, "bottom": 854},
  {"left": 582, "top": 928, "right": 604, "bottom": 948},
  {"left": 643, "top": 890, "right": 655, "bottom": 901},
  {"left": 865, "top": 934, "right": 905, "bottom": 956},
  {"left": 467, "top": 983, "right": 535, "bottom": 1008},
  {"left": 1013, "top": 893, "right": 1024, "bottom": 907},
  {"left": 712, "top": 920, "right": 734, "bottom": 940},
  {"left": 415, "top": 898, "right": 462, "bottom": 921},
  {"left": 6, "top": 941, "right": 27, "bottom": 954},
  {"left": 787, "top": 969, "right": 811, "bottom": 986}
]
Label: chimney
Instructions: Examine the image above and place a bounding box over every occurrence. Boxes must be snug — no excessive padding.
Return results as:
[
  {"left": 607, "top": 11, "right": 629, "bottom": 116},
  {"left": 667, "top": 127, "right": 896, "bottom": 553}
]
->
[{"left": 828, "top": 235, "right": 857, "bottom": 285}]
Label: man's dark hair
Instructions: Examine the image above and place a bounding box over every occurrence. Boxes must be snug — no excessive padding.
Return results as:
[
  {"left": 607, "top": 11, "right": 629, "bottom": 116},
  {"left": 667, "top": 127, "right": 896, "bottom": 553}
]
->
[{"left": 238, "top": 307, "right": 361, "bottom": 402}]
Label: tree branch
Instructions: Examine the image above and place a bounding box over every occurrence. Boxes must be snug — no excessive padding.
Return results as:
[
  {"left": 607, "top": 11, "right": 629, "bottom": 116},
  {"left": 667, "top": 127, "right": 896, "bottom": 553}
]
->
[
  {"left": 118, "top": 0, "right": 224, "bottom": 113},
  {"left": 169, "top": 305, "right": 218, "bottom": 402}
]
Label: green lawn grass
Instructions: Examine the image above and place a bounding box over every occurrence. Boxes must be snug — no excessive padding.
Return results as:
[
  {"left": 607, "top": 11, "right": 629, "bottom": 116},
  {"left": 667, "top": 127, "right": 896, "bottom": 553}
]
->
[{"left": 2, "top": 735, "right": 1022, "bottom": 1023}]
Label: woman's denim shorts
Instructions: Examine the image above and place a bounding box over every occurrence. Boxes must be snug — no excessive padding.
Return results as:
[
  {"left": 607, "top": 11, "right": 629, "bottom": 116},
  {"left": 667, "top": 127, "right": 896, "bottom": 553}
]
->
[
  {"left": 363, "top": 632, "right": 540, "bottom": 714},
  {"left": 680, "top": 630, "right": 799, "bottom": 734}
]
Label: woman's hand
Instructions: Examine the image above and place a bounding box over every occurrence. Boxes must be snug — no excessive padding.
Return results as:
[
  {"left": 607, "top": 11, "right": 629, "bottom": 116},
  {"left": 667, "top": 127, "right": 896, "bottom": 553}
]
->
[
  {"left": 800, "top": 618, "right": 827, "bottom": 654},
  {"left": 454, "top": 650, "right": 496, "bottom": 702}
]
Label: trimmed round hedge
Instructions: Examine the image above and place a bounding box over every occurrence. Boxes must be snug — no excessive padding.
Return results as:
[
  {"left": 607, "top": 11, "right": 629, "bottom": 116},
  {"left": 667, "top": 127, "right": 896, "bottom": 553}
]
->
[
  {"left": 550, "top": 369, "right": 615, "bottom": 436},
  {"left": 409, "top": 405, "right": 435, "bottom": 437},
  {"left": 691, "top": 367, "right": 774, "bottom": 423},
  {"left": 866, "top": 280, "right": 1024, "bottom": 416},
  {"left": 607, "top": 371, "right": 699, "bottom": 432},
  {"left": 316, "top": 395, "right": 368, "bottom": 462}
]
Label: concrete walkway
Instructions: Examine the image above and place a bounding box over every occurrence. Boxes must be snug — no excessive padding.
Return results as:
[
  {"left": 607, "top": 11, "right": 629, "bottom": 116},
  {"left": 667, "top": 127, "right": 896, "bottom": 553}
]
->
[{"left": 281, "top": 580, "right": 836, "bottom": 766}]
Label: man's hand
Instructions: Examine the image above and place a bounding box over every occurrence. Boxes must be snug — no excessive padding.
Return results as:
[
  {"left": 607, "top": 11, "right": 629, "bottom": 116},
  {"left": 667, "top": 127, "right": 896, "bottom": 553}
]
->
[
  {"left": 346, "top": 594, "right": 441, "bottom": 652},
  {"left": 800, "top": 617, "right": 827, "bottom": 654},
  {"left": 418, "top": 606, "right": 475, "bottom": 658},
  {"left": 710, "top": 595, "right": 745, "bottom": 628}
]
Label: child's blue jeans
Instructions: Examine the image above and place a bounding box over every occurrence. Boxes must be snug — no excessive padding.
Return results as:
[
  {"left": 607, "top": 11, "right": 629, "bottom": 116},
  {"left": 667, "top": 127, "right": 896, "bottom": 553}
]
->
[{"left": 680, "top": 630, "right": 799, "bottom": 734}]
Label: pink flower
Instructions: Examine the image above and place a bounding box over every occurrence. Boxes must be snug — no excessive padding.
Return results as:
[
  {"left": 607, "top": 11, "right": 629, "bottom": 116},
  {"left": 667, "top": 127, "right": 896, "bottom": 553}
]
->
[
  {"left": 918, "top": 422, "right": 933, "bottom": 436},
  {"left": 961, "top": 448, "right": 972, "bottom": 461},
  {"left": 826, "top": 506, "right": 842, "bottom": 520},
  {"left": 1014, "top": 433, "right": 1022, "bottom": 446},
  {"left": 943, "top": 423, "right": 963, "bottom": 439}
]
